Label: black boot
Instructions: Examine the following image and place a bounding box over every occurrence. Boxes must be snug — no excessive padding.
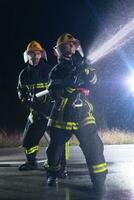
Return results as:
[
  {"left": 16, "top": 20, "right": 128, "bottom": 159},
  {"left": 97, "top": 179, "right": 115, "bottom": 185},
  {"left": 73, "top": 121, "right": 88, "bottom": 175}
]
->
[
  {"left": 92, "top": 180, "right": 105, "bottom": 195},
  {"left": 47, "top": 171, "right": 58, "bottom": 187},
  {"left": 91, "top": 173, "right": 106, "bottom": 195},
  {"left": 19, "top": 151, "right": 38, "bottom": 171},
  {"left": 47, "top": 177, "right": 58, "bottom": 187},
  {"left": 18, "top": 160, "right": 38, "bottom": 171}
]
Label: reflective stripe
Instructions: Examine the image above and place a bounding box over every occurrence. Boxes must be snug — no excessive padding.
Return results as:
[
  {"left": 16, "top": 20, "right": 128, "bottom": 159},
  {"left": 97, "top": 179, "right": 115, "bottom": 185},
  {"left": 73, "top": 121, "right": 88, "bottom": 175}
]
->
[
  {"left": 92, "top": 163, "right": 108, "bottom": 174},
  {"left": 90, "top": 74, "right": 97, "bottom": 85},
  {"left": 25, "top": 146, "right": 39, "bottom": 155},
  {"left": 66, "top": 87, "right": 76, "bottom": 93},
  {"left": 45, "top": 164, "right": 61, "bottom": 172},
  {"left": 84, "top": 68, "right": 90, "bottom": 75},
  {"left": 51, "top": 117, "right": 95, "bottom": 130},
  {"left": 58, "top": 97, "right": 68, "bottom": 111},
  {"left": 28, "top": 112, "right": 34, "bottom": 123},
  {"left": 81, "top": 101, "right": 96, "bottom": 126},
  {"left": 66, "top": 189, "right": 70, "bottom": 200},
  {"left": 28, "top": 83, "right": 48, "bottom": 90},
  {"left": 57, "top": 97, "right": 68, "bottom": 122},
  {"left": 51, "top": 120, "right": 79, "bottom": 130},
  {"left": 81, "top": 115, "right": 96, "bottom": 126},
  {"left": 85, "top": 99, "right": 94, "bottom": 113},
  {"left": 21, "top": 83, "right": 48, "bottom": 90},
  {"left": 65, "top": 141, "right": 70, "bottom": 160}
]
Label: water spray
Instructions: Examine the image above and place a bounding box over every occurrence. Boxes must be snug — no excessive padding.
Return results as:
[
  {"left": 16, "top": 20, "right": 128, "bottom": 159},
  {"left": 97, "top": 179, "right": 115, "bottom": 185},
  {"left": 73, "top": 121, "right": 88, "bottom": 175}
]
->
[
  {"left": 36, "top": 18, "right": 134, "bottom": 98},
  {"left": 88, "top": 18, "right": 134, "bottom": 64}
]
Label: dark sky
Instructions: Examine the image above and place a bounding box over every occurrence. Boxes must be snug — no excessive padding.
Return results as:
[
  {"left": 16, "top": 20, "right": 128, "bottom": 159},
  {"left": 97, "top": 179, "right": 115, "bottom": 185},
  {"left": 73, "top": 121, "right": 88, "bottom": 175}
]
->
[{"left": 1, "top": 0, "right": 134, "bottom": 131}]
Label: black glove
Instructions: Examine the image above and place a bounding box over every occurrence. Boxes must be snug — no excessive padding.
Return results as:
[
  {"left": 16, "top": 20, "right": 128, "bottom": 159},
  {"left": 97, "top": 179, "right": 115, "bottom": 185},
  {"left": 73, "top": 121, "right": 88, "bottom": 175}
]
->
[{"left": 21, "top": 92, "right": 38, "bottom": 108}]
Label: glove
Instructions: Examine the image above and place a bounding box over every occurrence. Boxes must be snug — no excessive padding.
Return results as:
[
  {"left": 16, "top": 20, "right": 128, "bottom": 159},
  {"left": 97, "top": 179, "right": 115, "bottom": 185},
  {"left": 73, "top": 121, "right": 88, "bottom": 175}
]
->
[{"left": 22, "top": 92, "right": 39, "bottom": 108}]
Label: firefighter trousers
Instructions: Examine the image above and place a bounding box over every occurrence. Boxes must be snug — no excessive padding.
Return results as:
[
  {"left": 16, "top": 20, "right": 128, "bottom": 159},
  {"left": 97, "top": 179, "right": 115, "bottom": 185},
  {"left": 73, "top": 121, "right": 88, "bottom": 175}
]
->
[
  {"left": 47, "top": 124, "right": 108, "bottom": 182},
  {"left": 22, "top": 117, "right": 48, "bottom": 148},
  {"left": 22, "top": 116, "right": 67, "bottom": 168}
]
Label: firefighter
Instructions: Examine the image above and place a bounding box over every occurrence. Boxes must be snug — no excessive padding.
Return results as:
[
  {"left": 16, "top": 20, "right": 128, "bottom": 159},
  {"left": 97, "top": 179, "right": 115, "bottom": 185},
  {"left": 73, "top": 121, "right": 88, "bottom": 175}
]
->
[
  {"left": 46, "top": 33, "right": 108, "bottom": 193},
  {"left": 17, "top": 40, "right": 51, "bottom": 170},
  {"left": 17, "top": 41, "right": 67, "bottom": 177}
]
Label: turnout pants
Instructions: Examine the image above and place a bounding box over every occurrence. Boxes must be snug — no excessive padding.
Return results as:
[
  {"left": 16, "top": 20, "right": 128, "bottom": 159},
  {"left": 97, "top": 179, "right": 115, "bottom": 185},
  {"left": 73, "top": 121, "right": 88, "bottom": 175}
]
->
[
  {"left": 22, "top": 114, "right": 67, "bottom": 168},
  {"left": 22, "top": 115, "right": 48, "bottom": 161},
  {"left": 47, "top": 124, "right": 108, "bottom": 182}
]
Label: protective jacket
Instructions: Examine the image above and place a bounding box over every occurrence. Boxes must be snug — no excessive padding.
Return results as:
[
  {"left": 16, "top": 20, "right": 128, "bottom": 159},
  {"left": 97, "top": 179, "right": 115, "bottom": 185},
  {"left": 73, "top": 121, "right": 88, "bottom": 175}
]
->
[
  {"left": 17, "top": 59, "right": 52, "bottom": 122},
  {"left": 49, "top": 55, "right": 97, "bottom": 130}
]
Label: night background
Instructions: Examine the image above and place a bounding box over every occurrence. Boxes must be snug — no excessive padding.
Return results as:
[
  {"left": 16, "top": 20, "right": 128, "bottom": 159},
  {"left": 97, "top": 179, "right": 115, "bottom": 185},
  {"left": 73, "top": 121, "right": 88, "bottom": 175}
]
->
[{"left": 1, "top": 0, "right": 134, "bottom": 132}]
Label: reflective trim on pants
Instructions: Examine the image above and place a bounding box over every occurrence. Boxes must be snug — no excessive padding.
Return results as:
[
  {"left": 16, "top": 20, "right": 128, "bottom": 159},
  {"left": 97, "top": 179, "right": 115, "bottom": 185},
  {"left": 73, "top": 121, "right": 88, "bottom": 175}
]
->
[
  {"left": 45, "top": 164, "right": 61, "bottom": 172},
  {"left": 91, "top": 163, "right": 108, "bottom": 174},
  {"left": 65, "top": 141, "right": 70, "bottom": 160},
  {"left": 25, "top": 145, "right": 39, "bottom": 155}
]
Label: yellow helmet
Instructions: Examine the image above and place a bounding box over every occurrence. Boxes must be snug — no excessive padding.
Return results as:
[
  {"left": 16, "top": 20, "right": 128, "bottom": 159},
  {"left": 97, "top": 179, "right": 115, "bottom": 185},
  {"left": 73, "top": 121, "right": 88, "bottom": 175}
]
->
[
  {"left": 23, "top": 40, "right": 47, "bottom": 63},
  {"left": 54, "top": 33, "right": 84, "bottom": 58},
  {"left": 55, "top": 33, "right": 80, "bottom": 48},
  {"left": 26, "top": 40, "right": 44, "bottom": 53}
]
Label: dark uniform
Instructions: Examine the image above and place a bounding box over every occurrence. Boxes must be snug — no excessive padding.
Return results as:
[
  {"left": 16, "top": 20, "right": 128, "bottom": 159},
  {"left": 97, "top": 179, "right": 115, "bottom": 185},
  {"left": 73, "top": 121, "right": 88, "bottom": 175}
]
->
[
  {"left": 17, "top": 58, "right": 52, "bottom": 169},
  {"left": 46, "top": 54, "right": 108, "bottom": 190}
]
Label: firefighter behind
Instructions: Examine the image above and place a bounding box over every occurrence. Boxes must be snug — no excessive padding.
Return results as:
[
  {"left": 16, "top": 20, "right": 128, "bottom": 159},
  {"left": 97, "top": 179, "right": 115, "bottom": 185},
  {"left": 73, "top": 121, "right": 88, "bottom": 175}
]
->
[
  {"left": 17, "top": 40, "right": 52, "bottom": 170},
  {"left": 46, "top": 33, "right": 108, "bottom": 194}
]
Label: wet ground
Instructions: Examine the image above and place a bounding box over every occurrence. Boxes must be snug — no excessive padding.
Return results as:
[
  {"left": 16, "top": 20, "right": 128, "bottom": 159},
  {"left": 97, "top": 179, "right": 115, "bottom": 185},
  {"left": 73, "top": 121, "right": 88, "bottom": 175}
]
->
[{"left": 0, "top": 145, "right": 134, "bottom": 200}]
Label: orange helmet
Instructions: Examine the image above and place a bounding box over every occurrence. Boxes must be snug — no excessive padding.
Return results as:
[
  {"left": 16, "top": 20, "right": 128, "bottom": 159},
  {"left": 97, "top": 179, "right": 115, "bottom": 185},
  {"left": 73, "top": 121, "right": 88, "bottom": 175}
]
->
[
  {"left": 26, "top": 40, "right": 44, "bottom": 53},
  {"left": 23, "top": 40, "right": 47, "bottom": 62},
  {"left": 55, "top": 33, "right": 80, "bottom": 48},
  {"left": 54, "top": 33, "right": 83, "bottom": 58}
]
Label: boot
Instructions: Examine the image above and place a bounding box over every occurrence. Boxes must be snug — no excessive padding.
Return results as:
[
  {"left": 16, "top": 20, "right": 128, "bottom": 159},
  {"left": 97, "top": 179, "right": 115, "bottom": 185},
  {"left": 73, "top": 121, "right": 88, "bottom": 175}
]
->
[
  {"left": 18, "top": 160, "right": 38, "bottom": 171},
  {"left": 18, "top": 150, "right": 38, "bottom": 171},
  {"left": 91, "top": 173, "right": 106, "bottom": 195},
  {"left": 92, "top": 180, "right": 105, "bottom": 195},
  {"left": 47, "top": 177, "right": 58, "bottom": 187},
  {"left": 47, "top": 171, "right": 58, "bottom": 187}
]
